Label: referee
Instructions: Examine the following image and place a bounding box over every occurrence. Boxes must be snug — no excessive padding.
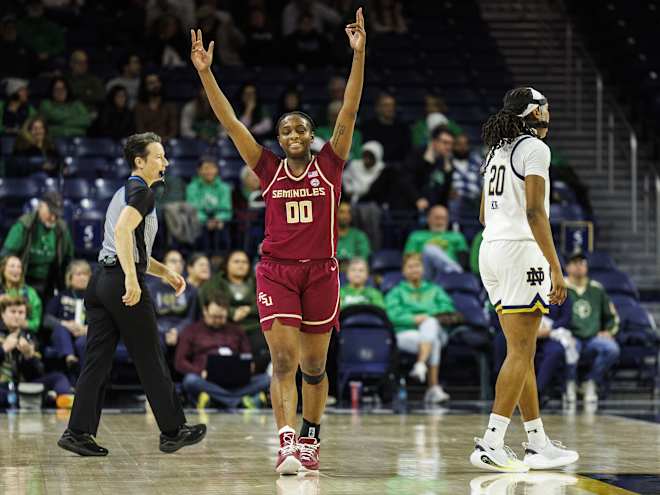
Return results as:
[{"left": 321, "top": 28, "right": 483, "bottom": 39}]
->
[{"left": 58, "top": 132, "right": 206, "bottom": 456}]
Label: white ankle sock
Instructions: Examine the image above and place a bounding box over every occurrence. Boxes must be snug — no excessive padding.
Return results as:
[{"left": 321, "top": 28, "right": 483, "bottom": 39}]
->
[
  {"left": 483, "top": 413, "right": 510, "bottom": 448},
  {"left": 524, "top": 418, "right": 547, "bottom": 448},
  {"left": 278, "top": 425, "right": 295, "bottom": 435}
]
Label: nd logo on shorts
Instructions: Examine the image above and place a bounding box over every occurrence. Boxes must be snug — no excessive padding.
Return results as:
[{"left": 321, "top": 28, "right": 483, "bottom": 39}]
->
[
  {"left": 526, "top": 267, "right": 545, "bottom": 286},
  {"left": 258, "top": 291, "right": 273, "bottom": 307}
]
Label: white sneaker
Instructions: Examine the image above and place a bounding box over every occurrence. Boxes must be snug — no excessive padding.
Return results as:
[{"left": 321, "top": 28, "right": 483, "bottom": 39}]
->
[
  {"left": 564, "top": 380, "right": 577, "bottom": 403},
  {"left": 409, "top": 361, "right": 428, "bottom": 383},
  {"left": 469, "top": 473, "right": 578, "bottom": 495},
  {"left": 582, "top": 380, "right": 598, "bottom": 403},
  {"left": 523, "top": 437, "right": 579, "bottom": 469},
  {"left": 469, "top": 437, "right": 529, "bottom": 473},
  {"left": 424, "top": 385, "right": 450, "bottom": 403}
]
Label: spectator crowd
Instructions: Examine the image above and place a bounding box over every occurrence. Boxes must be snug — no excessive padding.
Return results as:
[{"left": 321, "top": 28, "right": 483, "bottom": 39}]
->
[{"left": 0, "top": 0, "right": 641, "bottom": 410}]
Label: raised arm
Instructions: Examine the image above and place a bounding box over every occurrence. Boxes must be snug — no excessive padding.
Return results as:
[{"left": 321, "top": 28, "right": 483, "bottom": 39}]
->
[
  {"left": 190, "top": 29, "right": 262, "bottom": 168},
  {"left": 330, "top": 8, "right": 366, "bottom": 161}
]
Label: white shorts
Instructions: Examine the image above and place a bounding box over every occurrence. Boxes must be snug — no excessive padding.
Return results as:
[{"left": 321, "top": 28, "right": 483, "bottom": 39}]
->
[{"left": 479, "top": 239, "right": 550, "bottom": 315}]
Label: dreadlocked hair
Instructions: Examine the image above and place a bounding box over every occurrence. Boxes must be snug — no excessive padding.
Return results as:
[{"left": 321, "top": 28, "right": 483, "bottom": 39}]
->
[
  {"left": 481, "top": 110, "right": 535, "bottom": 151},
  {"left": 481, "top": 110, "right": 536, "bottom": 172}
]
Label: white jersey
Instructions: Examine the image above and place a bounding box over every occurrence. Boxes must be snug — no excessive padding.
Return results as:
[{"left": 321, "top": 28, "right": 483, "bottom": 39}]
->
[{"left": 482, "top": 135, "right": 551, "bottom": 242}]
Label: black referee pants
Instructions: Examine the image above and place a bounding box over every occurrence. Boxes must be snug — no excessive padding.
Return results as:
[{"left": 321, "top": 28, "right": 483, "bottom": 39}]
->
[{"left": 68, "top": 266, "right": 186, "bottom": 435}]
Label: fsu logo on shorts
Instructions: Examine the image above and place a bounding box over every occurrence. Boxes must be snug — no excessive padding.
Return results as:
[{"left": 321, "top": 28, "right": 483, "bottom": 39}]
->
[{"left": 258, "top": 291, "right": 273, "bottom": 307}]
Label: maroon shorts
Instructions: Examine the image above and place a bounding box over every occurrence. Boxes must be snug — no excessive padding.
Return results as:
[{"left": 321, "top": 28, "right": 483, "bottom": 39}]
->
[{"left": 255, "top": 257, "right": 340, "bottom": 334}]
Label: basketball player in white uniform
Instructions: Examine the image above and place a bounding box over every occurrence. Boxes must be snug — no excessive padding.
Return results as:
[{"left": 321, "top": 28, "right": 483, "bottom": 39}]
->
[{"left": 469, "top": 88, "right": 579, "bottom": 472}]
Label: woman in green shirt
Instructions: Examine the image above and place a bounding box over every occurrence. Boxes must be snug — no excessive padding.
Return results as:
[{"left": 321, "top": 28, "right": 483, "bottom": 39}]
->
[
  {"left": 385, "top": 253, "right": 455, "bottom": 403},
  {"left": 0, "top": 255, "right": 42, "bottom": 333}
]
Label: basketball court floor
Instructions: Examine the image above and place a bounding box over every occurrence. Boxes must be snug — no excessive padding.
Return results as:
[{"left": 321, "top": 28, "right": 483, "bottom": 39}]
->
[{"left": 1, "top": 404, "right": 659, "bottom": 494}]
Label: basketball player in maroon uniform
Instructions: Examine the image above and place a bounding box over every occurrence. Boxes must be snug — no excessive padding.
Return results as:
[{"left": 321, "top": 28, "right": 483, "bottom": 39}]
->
[{"left": 191, "top": 9, "right": 366, "bottom": 474}]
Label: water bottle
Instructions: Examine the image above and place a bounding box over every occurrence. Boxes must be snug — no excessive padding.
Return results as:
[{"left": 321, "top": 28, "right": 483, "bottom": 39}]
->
[
  {"left": 397, "top": 378, "right": 408, "bottom": 404},
  {"left": 7, "top": 381, "right": 17, "bottom": 410},
  {"left": 394, "top": 377, "right": 407, "bottom": 413}
]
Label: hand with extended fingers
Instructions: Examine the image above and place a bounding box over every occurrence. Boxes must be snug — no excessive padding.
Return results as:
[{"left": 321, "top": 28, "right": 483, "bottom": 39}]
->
[
  {"left": 190, "top": 29, "right": 214, "bottom": 72},
  {"left": 346, "top": 7, "right": 366, "bottom": 53}
]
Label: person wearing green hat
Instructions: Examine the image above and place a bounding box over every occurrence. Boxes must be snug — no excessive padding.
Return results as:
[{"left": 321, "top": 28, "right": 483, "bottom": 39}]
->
[{"left": 1, "top": 190, "right": 74, "bottom": 301}]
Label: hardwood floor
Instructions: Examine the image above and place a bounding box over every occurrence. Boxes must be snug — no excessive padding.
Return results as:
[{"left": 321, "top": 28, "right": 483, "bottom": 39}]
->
[{"left": 0, "top": 409, "right": 657, "bottom": 494}]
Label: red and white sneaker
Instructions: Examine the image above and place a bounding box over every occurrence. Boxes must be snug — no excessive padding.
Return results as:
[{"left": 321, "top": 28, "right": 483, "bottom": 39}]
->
[
  {"left": 298, "top": 436, "right": 320, "bottom": 472},
  {"left": 276, "top": 427, "right": 301, "bottom": 475}
]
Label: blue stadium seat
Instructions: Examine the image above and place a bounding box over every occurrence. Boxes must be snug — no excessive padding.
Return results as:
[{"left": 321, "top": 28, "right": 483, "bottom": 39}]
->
[
  {"left": 337, "top": 309, "right": 394, "bottom": 403},
  {"left": 380, "top": 271, "right": 403, "bottom": 294},
  {"left": 0, "top": 178, "right": 41, "bottom": 202},
  {"left": 370, "top": 249, "right": 403, "bottom": 274},
  {"left": 71, "top": 137, "right": 118, "bottom": 158},
  {"left": 450, "top": 293, "right": 489, "bottom": 329},
  {"left": 94, "top": 179, "right": 124, "bottom": 200},
  {"left": 98, "top": 158, "right": 131, "bottom": 179},
  {"left": 218, "top": 143, "right": 241, "bottom": 159},
  {"left": 435, "top": 272, "right": 482, "bottom": 298},
  {"left": 590, "top": 269, "right": 639, "bottom": 299},
  {"left": 585, "top": 250, "right": 616, "bottom": 271},
  {"left": 76, "top": 198, "right": 110, "bottom": 214},
  {"left": 611, "top": 295, "right": 654, "bottom": 332},
  {"left": 167, "top": 138, "right": 211, "bottom": 158},
  {"left": 553, "top": 180, "right": 578, "bottom": 205},
  {"left": 63, "top": 157, "right": 104, "bottom": 179},
  {"left": 62, "top": 178, "right": 93, "bottom": 201},
  {"left": 72, "top": 209, "right": 105, "bottom": 255},
  {"left": 219, "top": 158, "right": 243, "bottom": 183},
  {"left": 167, "top": 158, "right": 198, "bottom": 178}
]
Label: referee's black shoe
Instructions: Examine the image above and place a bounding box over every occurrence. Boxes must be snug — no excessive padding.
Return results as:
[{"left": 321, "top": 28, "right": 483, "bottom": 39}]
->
[
  {"left": 58, "top": 429, "right": 109, "bottom": 456},
  {"left": 159, "top": 423, "right": 207, "bottom": 453}
]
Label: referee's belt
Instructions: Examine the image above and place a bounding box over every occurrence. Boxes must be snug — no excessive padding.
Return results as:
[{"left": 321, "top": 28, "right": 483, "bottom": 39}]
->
[{"left": 100, "top": 255, "right": 118, "bottom": 267}]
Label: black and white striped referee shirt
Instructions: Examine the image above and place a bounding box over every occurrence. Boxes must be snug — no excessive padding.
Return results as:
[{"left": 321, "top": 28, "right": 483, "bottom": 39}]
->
[{"left": 98, "top": 176, "right": 158, "bottom": 273}]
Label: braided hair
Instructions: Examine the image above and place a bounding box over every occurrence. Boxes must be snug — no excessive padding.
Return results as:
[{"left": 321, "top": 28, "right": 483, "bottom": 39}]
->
[{"left": 481, "top": 87, "right": 541, "bottom": 170}]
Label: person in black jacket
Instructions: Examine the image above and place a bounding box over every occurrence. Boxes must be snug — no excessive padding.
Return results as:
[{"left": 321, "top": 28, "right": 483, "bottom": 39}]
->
[
  {"left": 91, "top": 85, "right": 135, "bottom": 139},
  {"left": 405, "top": 125, "right": 455, "bottom": 208}
]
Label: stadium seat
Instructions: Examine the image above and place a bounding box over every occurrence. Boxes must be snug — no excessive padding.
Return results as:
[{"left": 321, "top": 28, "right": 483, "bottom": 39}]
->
[
  {"left": 552, "top": 180, "right": 578, "bottom": 205},
  {"left": 72, "top": 209, "right": 105, "bottom": 256},
  {"left": 219, "top": 158, "right": 243, "bottom": 184},
  {"left": 336, "top": 307, "right": 395, "bottom": 404},
  {"left": 62, "top": 178, "right": 93, "bottom": 201},
  {"left": 71, "top": 137, "right": 118, "bottom": 157},
  {"left": 0, "top": 178, "right": 41, "bottom": 202},
  {"left": 434, "top": 272, "right": 482, "bottom": 298},
  {"left": 370, "top": 249, "right": 403, "bottom": 274},
  {"left": 585, "top": 250, "right": 617, "bottom": 271},
  {"left": 167, "top": 138, "right": 211, "bottom": 158},
  {"left": 63, "top": 156, "right": 105, "bottom": 179},
  {"left": 167, "top": 158, "right": 198, "bottom": 178},
  {"left": 590, "top": 269, "right": 640, "bottom": 300},
  {"left": 97, "top": 158, "right": 131, "bottom": 179},
  {"left": 94, "top": 179, "right": 124, "bottom": 200},
  {"left": 611, "top": 295, "right": 655, "bottom": 333},
  {"left": 379, "top": 271, "right": 403, "bottom": 294},
  {"left": 450, "top": 293, "right": 489, "bottom": 330}
]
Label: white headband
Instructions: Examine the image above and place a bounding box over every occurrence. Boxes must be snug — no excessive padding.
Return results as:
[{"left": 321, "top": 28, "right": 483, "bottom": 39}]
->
[{"left": 517, "top": 87, "right": 547, "bottom": 117}]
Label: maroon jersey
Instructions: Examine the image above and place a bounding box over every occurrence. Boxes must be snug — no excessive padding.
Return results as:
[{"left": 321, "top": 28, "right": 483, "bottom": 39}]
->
[{"left": 254, "top": 142, "right": 345, "bottom": 260}]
